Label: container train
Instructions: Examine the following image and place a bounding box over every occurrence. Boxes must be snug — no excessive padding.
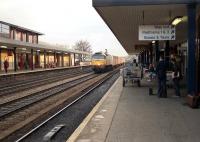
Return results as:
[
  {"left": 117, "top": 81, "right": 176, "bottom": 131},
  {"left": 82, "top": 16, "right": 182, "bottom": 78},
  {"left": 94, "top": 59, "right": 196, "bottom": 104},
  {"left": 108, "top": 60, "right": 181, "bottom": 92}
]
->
[{"left": 91, "top": 52, "right": 124, "bottom": 73}]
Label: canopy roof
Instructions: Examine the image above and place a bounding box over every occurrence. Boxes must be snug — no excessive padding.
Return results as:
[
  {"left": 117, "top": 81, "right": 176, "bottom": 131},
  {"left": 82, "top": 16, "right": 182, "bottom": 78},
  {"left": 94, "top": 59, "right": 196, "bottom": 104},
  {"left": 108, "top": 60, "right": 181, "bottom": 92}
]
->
[{"left": 93, "top": 0, "right": 200, "bottom": 54}]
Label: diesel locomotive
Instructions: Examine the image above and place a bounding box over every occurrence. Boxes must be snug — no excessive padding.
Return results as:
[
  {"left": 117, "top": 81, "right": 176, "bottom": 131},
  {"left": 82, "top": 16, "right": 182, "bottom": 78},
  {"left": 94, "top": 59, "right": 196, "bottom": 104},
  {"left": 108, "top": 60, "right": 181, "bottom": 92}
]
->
[{"left": 91, "top": 52, "right": 124, "bottom": 73}]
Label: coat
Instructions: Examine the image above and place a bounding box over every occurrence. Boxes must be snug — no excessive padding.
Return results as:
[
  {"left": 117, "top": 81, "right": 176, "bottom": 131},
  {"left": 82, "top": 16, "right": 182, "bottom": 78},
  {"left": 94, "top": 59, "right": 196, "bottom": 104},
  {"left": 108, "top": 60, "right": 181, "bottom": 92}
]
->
[{"left": 156, "top": 60, "right": 166, "bottom": 80}]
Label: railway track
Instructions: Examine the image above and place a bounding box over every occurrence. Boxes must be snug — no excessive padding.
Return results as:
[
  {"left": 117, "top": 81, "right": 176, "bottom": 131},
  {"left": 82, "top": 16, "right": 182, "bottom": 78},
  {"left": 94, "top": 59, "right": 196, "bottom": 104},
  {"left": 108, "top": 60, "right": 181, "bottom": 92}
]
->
[
  {"left": 0, "top": 68, "right": 119, "bottom": 142},
  {"left": 0, "top": 73, "right": 97, "bottom": 119},
  {"left": 0, "top": 66, "right": 92, "bottom": 87},
  {"left": 0, "top": 68, "right": 92, "bottom": 96}
]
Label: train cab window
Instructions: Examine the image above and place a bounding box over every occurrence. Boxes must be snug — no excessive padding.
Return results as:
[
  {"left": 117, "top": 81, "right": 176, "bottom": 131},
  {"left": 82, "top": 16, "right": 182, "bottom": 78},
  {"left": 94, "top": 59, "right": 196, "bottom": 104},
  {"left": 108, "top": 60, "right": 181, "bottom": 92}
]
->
[{"left": 92, "top": 55, "right": 105, "bottom": 59}]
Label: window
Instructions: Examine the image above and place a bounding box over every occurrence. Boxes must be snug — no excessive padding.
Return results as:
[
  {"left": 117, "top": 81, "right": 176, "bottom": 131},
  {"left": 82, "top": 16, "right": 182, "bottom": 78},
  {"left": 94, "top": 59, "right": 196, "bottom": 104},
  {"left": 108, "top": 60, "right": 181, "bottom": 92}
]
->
[
  {"left": 92, "top": 54, "right": 106, "bottom": 59},
  {"left": 15, "top": 30, "right": 21, "bottom": 41},
  {"left": 0, "top": 23, "right": 10, "bottom": 38},
  {"left": 22, "top": 33, "right": 26, "bottom": 42},
  {"left": 33, "top": 35, "right": 38, "bottom": 43},
  {"left": 28, "top": 34, "right": 33, "bottom": 43}
]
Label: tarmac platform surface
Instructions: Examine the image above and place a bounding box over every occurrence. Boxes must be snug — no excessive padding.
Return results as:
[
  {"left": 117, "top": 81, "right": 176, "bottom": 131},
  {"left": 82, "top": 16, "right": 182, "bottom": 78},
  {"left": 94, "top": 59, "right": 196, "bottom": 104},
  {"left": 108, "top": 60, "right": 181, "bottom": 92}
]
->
[{"left": 68, "top": 77, "right": 200, "bottom": 142}]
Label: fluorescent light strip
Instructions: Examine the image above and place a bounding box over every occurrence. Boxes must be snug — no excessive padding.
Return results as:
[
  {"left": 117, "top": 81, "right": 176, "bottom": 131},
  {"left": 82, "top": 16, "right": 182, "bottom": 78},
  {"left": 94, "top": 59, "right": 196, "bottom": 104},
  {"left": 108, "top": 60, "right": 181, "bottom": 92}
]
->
[{"left": 172, "top": 18, "right": 182, "bottom": 26}]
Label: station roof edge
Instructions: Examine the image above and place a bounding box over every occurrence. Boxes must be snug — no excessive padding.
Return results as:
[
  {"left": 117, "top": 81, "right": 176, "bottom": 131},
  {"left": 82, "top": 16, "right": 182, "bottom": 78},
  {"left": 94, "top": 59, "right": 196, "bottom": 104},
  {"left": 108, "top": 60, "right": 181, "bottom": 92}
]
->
[
  {"left": 0, "top": 21, "right": 44, "bottom": 35},
  {"left": 93, "top": 0, "right": 200, "bottom": 7},
  {"left": 0, "top": 37, "right": 90, "bottom": 55}
]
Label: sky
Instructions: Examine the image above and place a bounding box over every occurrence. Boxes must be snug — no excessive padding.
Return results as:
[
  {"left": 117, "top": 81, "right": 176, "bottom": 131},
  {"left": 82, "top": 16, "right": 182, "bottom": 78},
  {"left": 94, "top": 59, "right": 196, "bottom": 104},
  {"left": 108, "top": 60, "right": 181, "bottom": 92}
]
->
[{"left": 0, "top": 0, "right": 128, "bottom": 56}]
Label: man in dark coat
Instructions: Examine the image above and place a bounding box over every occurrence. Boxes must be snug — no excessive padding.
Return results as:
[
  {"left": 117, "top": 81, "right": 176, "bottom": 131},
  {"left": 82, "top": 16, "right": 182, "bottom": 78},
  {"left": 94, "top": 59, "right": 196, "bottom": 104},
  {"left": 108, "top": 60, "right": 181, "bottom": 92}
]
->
[
  {"left": 156, "top": 56, "right": 167, "bottom": 98},
  {"left": 4, "top": 59, "right": 9, "bottom": 73}
]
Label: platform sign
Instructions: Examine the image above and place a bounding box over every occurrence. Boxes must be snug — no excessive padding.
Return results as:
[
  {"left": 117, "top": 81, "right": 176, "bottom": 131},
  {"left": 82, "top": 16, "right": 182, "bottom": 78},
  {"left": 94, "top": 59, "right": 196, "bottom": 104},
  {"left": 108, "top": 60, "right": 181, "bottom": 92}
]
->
[{"left": 139, "top": 25, "right": 175, "bottom": 41}]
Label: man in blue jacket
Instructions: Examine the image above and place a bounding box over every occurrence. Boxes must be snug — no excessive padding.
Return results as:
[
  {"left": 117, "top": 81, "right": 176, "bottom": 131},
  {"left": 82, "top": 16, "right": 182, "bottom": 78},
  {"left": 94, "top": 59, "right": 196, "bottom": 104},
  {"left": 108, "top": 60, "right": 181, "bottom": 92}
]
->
[{"left": 156, "top": 56, "right": 167, "bottom": 98}]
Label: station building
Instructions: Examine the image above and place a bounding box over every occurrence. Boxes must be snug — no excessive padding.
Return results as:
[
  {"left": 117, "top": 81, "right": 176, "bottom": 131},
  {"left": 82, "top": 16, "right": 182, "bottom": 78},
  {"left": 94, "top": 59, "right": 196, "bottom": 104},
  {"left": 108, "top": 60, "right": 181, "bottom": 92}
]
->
[
  {"left": 0, "top": 21, "right": 90, "bottom": 72},
  {"left": 93, "top": 0, "right": 200, "bottom": 106}
]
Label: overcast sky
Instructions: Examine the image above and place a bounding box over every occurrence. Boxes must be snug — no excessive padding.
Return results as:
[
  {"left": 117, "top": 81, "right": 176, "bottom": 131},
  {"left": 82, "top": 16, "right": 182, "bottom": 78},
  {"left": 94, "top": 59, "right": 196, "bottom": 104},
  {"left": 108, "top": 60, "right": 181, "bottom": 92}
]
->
[{"left": 0, "top": 0, "right": 128, "bottom": 56}]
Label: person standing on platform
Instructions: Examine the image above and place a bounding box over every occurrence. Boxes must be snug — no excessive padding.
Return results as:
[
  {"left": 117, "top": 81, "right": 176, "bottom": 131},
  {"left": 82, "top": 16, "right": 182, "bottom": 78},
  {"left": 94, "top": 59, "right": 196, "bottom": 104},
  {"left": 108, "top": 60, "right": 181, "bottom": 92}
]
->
[
  {"left": 4, "top": 58, "right": 9, "bottom": 73},
  {"left": 172, "top": 59, "right": 181, "bottom": 97},
  {"left": 156, "top": 56, "right": 167, "bottom": 98}
]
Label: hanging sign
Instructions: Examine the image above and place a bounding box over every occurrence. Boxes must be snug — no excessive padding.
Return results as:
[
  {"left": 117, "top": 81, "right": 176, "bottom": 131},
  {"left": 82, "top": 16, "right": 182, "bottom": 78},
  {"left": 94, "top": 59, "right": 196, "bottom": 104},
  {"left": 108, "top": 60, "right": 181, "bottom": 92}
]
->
[{"left": 139, "top": 25, "right": 175, "bottom": 40}]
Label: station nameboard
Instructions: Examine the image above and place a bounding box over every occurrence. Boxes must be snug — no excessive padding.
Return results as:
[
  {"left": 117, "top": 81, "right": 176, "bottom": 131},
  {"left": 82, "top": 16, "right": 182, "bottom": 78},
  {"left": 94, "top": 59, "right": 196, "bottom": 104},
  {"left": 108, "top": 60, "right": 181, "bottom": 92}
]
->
[{"left": 139, "top": 25, "right": 175, "bottom": 41}]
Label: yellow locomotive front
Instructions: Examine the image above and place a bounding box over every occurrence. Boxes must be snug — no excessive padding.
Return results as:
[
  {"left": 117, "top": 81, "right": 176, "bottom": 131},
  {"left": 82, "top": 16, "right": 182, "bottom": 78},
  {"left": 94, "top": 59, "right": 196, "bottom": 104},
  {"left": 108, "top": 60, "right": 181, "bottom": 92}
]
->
[{"left": 91, "top": 52, "right": 107, "bottom": 72}]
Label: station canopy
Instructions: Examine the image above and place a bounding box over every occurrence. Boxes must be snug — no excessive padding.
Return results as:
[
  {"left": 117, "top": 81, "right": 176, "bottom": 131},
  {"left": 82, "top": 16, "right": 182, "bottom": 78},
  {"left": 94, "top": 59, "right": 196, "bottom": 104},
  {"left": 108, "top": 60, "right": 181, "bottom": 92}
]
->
[{"left": 93, "top": 0, "right": 200, "bottom": 54}]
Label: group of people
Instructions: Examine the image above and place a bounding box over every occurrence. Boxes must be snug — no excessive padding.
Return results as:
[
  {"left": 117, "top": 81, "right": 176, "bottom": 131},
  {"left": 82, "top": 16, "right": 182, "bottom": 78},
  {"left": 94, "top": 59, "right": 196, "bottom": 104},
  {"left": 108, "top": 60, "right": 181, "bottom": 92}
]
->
[
  {"left": 147, "top": 55, "right": 181, "bottom": 98},
  {"left": 156, "top": 56, "right": 181, "bottom": 98}
]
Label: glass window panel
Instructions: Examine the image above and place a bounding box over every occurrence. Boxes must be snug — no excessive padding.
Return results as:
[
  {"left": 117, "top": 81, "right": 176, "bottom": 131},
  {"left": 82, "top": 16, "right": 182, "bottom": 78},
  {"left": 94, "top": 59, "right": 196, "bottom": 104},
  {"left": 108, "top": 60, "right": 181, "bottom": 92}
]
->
[
  {"left": 28, "top": 35, "right": 33, "bottom": 43},
  {"left": 22, "top": 33, "right": 26, "bottom": 41},
  {"left": 15, "top": 31, "right": 21, "bottom": 41},
  {"left": 1, "top": 24, "right": 9, "bottom": 30},
  {"left": 2, "top": 28, "right": 9, "bottom": 34}
]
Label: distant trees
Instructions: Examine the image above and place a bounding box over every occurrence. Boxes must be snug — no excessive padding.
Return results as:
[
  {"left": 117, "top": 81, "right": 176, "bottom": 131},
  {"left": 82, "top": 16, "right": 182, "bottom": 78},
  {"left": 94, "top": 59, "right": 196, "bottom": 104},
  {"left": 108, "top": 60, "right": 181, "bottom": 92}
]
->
[{"left": 73, "top": 40, "right": 92, "bottom": 62}]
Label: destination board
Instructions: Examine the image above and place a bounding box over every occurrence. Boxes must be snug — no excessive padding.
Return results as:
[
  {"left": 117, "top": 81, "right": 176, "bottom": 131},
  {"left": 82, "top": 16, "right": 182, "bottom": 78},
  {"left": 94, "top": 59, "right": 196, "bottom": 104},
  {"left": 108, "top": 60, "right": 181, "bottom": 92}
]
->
[{"left": 139, "top": 25, "right": 175, "bottom": 41}]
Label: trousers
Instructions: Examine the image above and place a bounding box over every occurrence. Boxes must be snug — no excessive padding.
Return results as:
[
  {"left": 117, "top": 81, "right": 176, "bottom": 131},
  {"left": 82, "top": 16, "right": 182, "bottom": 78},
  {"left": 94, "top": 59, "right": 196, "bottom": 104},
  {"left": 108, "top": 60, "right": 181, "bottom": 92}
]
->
[
  {"left": 173, "top": 78, "right": 180, "bottom": 96},
  {"left": 158, "top": 78, "right": 167, "bottom": 97}
]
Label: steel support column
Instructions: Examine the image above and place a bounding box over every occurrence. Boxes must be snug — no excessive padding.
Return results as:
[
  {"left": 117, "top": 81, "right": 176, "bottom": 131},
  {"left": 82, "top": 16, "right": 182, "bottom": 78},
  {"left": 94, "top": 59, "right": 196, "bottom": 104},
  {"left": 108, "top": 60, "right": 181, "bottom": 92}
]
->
[
  {"left": 138, "top": 54, "right": 141, "bottom": 64},
  {"left": 143, "top": 51, "right": 146, "bottom": 65},
  {"left": 150, "top": 44, "right": 153, "bottom": 64},
  {"left": 141, "top": 52, "right": 144, "bottom": 65},
  {"left": 13, "top": 47, "right": 17, "bottom": 72},
  {"left": 44, "top": 50, "right": 46, "bottom": 68},
  {"left": 155, "top": 41, "right": 160, "bottom": 64},
  {"left": 31, "top": 49, "right": 34, "bottom": 70},
  {"left": 147, "top": 50, "right": 149, "bottom": 66},
  {"left": 165, "top": 40, "right": 170, "bottom": 68},
  {"left": 62, "top": 52, "right": 64, "bottom": 67},
  {"left": 0, "top": 48, "right": 1, "bottom": 71},
  {"left": 187, "top": 4, "right": 197, "bottom": 95},
  {"left": 74, "top": 53, "right": 76, "bottom": 66}
]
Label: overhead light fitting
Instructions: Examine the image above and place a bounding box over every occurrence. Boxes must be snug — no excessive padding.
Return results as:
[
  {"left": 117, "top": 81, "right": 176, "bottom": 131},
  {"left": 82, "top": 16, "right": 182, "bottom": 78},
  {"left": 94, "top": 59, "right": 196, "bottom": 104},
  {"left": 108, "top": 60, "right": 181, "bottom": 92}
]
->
[
  {"left": 0, "top": 45, "right": 7, "bottom": 49},
  {"left": 172, "top": 16, "right": 183, "bottom": 26},
  {"left": 152, "top": 41, "right": 155, "bottom": 44}
]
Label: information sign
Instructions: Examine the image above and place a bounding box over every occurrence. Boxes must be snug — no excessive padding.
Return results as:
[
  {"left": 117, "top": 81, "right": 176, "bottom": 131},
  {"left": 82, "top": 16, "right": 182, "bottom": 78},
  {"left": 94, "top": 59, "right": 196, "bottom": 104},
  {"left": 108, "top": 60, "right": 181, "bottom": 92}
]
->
[{"left": 139, "top": 25, "right": 175, "bottom": 40}]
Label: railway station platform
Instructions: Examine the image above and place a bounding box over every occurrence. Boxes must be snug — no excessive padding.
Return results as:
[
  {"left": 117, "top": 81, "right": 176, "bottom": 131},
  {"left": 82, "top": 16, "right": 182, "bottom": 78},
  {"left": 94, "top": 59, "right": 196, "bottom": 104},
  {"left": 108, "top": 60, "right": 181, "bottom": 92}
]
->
[
  {"left": 68, "top": 77, "right": 200, "bottom": 142},
  {"left": 0, "top": 65, "right": 90, "bottom": 77}
]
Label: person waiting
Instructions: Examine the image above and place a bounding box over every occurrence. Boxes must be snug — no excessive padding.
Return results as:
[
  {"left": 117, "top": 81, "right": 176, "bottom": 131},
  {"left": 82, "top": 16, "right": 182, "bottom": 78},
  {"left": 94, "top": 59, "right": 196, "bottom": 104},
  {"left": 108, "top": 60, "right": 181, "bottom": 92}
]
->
[{"left": 156, "top": 56, "right": 167, "bottom": 98}]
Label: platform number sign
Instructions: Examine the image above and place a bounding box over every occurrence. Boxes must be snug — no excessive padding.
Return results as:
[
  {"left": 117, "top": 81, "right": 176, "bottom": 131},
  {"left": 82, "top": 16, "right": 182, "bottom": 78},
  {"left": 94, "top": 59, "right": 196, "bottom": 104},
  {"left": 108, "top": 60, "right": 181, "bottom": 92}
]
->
[{"left": 139, "top": 25, "right": 176, "bottom": 41}]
